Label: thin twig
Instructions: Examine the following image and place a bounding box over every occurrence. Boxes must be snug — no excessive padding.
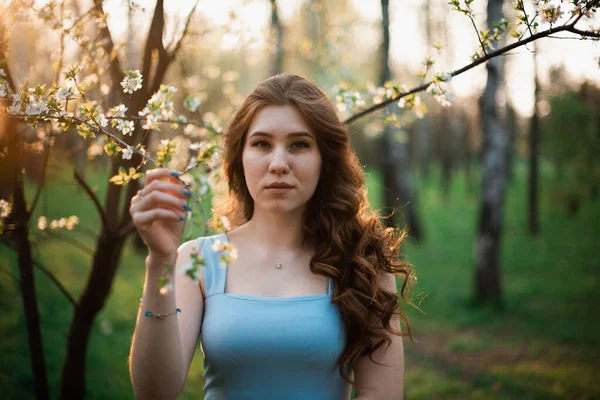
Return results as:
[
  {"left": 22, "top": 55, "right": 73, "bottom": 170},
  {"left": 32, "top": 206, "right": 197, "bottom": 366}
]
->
[
  {"left": 71, "top": 225, "right": 98, "bottom": 240},
  {"left": 73, "top": 171, "right": 110, "bottom": 232},
  {"left": 468, "top": 14, "right": 487, "bottom": 56},
  {"left": 170, "top": 0, "right": 200, "bottom": 56},
  {"left": 0, "top": 239, "right": 76, "bottom": 306},
  {"left": 117, "top": 220, "right": 136, "bottom": 238},
  {"left": 0, "top": 266, "right": 20, "bottom": 285},
  {"left": 32, "top": 258, "right": 77, "bottom": 306},
  {"left": 548, "top": 34, "right": 600, "bottom": 40},
  {"left": 518, "top": 0, "right": 536, "bottom": 38},
  {"left": 41, "top": 230, "right": 95, "bottom": 256}
]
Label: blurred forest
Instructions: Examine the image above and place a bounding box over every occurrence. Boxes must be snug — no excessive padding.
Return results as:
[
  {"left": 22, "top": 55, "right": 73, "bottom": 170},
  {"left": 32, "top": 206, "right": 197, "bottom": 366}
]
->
[{"left": 0, "top": 0, "right": 599, "bottom": 399}]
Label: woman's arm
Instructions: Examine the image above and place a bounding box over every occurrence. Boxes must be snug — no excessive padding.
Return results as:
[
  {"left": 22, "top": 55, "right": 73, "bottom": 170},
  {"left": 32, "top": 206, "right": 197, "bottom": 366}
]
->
[
  {"left": 129, "top": 241, "right": 204, "bottom": 399},
  {"left": 352, "top": 272, "right": 405, "bottom": 400}
]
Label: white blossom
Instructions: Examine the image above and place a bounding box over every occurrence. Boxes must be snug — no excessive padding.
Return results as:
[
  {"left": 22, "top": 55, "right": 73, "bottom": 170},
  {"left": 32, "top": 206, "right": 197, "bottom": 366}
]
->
[
  {"left": 65, "top": 216, "right": 79, "bottom": 230},
  {"left": 207, "top": 151, "right": 222, "bottom": 170},
  {"left": 37, "top": 216, "right": 47, "bottom": 230},
  {"left": 197, "top": 174, "right": 210, "bottom": 196},
  {"left": 117, "top": 120, "right": 135, "bottom": 136},
  {"left": 96, "top": 113, "right": 108, "bottom": 128},
  {"left": 220, "top": 216, "right": 231, "bottom": 231},
  {"left": 26, "top": 98, "right": 48, "bottom": 115},
  {"left": 142, "top": 113, "right": 159, "bottom": 130},
  {"left": 121, "top": 146, "right": 134, "bottom": 160},
  {"left": 55, "top": 78, "right": 76, "bottom": 100},
  {"left": 8, "top": 94, "right": 22, "bottom": 114},
  {"left": 0, "top": 199, "right": 10, "bottom": 218},
  {"left": 100, "top": 84, "right": 110, "bottom": 95},
  {"left": 0, "top": 81, "right": 9, "bottom": 97},
  {"left": 121, "top": 70, "right": 143, "bottom": 94},
  {"left": 179, "top": 261, "right": 204, "bottom": 282},
  {"left": 184, "top": 96, "right": 202, "bottom": 112},
  {"left": 109, "top": 104, "right": 127, "bottom": 118},
  {"left": 0, "top": 69, "right": 5, "bottom": 77}
]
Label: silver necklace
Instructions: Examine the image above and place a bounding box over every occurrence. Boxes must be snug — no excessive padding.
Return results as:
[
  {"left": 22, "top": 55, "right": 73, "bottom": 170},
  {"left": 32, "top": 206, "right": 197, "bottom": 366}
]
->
[{"left": 275, "top": 263, "right": 282, "bottom": 269}]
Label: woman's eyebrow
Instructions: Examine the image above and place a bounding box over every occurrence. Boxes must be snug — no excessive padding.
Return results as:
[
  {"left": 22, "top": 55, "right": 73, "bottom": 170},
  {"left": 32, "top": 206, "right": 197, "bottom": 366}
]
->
[{"left": 249, "top": 131, "right": 314, "bottom": 139}]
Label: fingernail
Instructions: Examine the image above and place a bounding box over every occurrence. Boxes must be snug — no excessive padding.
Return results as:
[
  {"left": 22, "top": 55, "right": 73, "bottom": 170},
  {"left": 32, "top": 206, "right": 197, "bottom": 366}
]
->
[
  {"left": 170, "top": 171, "right": 180, "bottom": 178},
  {"left": 182, "top": 203, "right": 192, "bottom": 211},
  {"left": 183, "top": 188, "right": 191, "bottom": 198},
  {"left": 179, "top": 215, "right": 186, "bottom": 221}
]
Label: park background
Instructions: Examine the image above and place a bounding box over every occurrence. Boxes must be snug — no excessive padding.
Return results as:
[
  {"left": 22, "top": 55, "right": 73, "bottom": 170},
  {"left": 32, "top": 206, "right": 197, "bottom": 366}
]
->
[{"left": 0, "top": 0, "right": 599, "bottom": 399}]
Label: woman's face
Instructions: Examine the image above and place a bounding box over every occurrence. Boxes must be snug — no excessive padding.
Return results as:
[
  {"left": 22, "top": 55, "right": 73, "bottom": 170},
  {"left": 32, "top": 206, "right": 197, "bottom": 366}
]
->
[{"left": 242, "top": 104, "right": 322, "bottom": 216}]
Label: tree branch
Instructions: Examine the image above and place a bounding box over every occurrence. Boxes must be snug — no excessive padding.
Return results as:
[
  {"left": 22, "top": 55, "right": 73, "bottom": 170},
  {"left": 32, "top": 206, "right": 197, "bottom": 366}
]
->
[
  {"left": 344, "top": 22, "right": 597, "bottom": 125},
  {"left": 468, "top": 14, "right": 487, "bottom": 56},
  {"left": 141, "top": 0, "right": 167, "bottom": 94},
  {"left": 169, "top": 0, "right": 200, "bottom": 57},
  {"left": 1, "top": 114, "right": 158, "bottom": 164},
  {"left": 117, "top": 220, "right": 137, "bottom": 238},
  {"left": 41, "top": 230, "right": 95, "bottom": 257},
  {"left": 32, "top": 258, "right": 77, "bottom": 307},
  {"left": 0, "top": 239, "right": 76, "bottom": 306},
  {"left": 73, "top": 172, "right": 110, "bottom": 232},
  {"left": 518, "top": 0, "right": 536, "bottom": 38},
  {"left": 565, "top": 26, "right": 600, "bottom": 38},
  {"left": 0, "top": 265, "right": 20, "bottom": 285},
  {"left": 92, "top": 0, "right": 125, "bottom": 88}
]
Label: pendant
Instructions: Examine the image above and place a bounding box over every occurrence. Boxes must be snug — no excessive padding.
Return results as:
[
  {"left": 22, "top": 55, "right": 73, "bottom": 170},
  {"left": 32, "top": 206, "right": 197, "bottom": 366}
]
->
[{"left": 275, "top": 263, "right": 282, "bottom": 269}]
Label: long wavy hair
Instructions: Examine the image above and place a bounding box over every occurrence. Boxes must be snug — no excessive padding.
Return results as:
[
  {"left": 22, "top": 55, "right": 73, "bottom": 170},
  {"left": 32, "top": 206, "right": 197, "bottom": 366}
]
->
[{"left": 216, "top": 73, "right": 415, "bottom": 385}]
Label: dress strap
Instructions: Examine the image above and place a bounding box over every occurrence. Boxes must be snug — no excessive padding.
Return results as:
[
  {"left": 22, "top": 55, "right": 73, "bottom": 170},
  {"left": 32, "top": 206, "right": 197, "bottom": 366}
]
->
[
  {"left": 328, "top": 277, "right": 334, "bottom": 295},
  {"left": 198, "top": 234, "right": 228, "bottom": 297}
]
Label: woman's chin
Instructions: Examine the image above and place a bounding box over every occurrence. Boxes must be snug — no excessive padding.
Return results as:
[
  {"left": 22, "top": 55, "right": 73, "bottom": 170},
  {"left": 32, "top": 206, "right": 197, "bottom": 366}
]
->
[{"left": 256, "top": 201, "right": 305, "bottom": 215}]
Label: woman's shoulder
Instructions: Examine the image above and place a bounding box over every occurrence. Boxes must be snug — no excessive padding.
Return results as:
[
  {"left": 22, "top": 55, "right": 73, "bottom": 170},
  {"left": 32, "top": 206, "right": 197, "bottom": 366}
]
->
[{"left": 178, "top": 233, "right": 225, "bottom": 255}]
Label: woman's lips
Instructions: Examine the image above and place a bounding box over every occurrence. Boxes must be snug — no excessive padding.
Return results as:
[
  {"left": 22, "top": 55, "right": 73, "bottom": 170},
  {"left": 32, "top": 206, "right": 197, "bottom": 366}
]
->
[{"left": 265, "top": 187, "right": 294, "bottom": 194}]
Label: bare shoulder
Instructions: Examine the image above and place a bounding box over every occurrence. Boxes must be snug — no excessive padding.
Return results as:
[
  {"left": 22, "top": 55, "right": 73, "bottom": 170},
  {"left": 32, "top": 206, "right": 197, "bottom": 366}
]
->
[{"left": 175, "top": 237, "right": 206, "bottom": 298}]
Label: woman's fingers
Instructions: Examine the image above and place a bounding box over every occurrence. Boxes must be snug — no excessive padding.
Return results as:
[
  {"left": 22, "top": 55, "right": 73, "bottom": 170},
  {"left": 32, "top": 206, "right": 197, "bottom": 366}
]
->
[
  {"left": 144, "top": 168, "right": 184, "bottom": 188},
  {"left": 132, "top": 208, "right": 186, "bottom": 227},
  {"left": 140, "top": 179, "right": 189, "bottom": 201},
  {"left": 131, "top": 189, "right": 189, "bottom": 215}
]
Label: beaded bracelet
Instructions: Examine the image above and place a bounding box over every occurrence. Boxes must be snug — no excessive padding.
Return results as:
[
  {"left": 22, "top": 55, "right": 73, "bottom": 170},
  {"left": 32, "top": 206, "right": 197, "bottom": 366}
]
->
[{"left": 139, "top": 298, "right": 181, "bottom": 320}]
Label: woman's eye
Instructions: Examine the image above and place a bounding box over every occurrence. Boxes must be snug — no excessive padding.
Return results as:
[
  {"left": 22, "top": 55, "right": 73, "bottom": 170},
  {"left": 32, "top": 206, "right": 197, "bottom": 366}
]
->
[
  {"left": 291, "top": 141, "right": 309, "bottom": 149},
  {"left": 252, "top": 141, "right": 269, "bottom": 148}
]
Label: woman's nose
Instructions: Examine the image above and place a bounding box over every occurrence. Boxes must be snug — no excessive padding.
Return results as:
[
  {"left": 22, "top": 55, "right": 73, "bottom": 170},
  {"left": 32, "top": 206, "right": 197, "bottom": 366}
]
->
[{"left": 269, "top": 146, "right": 290, "bottom": 174}]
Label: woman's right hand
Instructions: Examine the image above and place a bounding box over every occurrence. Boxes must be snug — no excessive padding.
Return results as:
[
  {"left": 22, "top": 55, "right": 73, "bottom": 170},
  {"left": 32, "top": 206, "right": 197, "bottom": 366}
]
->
[{"left": 129, "top": 168, "right": 192, "bottom": 260}]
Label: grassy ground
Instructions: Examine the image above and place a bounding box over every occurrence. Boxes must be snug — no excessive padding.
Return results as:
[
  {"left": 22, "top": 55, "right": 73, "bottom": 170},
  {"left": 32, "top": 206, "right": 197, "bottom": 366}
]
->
[
  {"left": 1, "top": 156, "right": 598, "bottom": 399},
  {"left": 365, "top": 161, "right": 599, "bottom": 399}
]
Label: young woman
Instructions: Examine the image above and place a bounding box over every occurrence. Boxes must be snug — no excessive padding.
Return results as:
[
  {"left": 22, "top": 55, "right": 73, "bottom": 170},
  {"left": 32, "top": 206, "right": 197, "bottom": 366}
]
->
[{"left": 128, "top": 74, "right": 414, "bottom": 400}]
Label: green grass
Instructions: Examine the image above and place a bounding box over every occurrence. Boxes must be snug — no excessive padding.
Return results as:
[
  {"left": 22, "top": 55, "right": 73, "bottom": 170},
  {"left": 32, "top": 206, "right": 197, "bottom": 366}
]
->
[{"left": 1, "top": 156, "right": 599, "bottom": 399}]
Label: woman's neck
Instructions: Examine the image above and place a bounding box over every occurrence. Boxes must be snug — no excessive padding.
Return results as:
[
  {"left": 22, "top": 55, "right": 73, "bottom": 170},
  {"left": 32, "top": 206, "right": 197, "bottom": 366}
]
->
[{"left": 241, "top": 210, "right": 306, "bottom": 251}]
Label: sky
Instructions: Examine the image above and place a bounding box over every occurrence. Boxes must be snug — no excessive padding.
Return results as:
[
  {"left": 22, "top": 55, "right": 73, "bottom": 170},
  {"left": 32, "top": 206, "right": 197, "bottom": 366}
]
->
[{"left": 99, "top": 0, "right": 600, "bottom": 118}]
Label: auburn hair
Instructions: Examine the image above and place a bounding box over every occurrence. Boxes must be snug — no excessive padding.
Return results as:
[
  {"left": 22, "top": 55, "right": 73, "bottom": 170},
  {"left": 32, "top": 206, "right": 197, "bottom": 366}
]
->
[{"left": 215, "top": 73, "right": 415, "bottom": 385}]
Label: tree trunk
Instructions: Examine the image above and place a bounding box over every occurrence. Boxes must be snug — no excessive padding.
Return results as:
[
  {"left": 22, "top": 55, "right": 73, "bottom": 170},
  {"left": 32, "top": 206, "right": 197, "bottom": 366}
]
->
[
  {"left": 7, "top": 118, "right": 51, "bottom": 400},
  {"left": 505, "top": 101, "right": 516, "bottom": 183},
  {"left": 417, "top": 0, "right": 432, "bottom": 180},
  {"left": 528, "top": 39, "right": 540, "bottom": 235},
  {"left": 59, "top": 227, "right": 126, "bottom": 399},
  {"left": 379, "top": 0, "right": 422, "bottom": 239},
  {"left": 473, "top": 0, "right": 507, "bottom": 307},
  {"left": 440, "top": 113, "right": 454, "bottom": 199},
  {"left": 270, "top": 0, "right": 284, "bottom": 76}
]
